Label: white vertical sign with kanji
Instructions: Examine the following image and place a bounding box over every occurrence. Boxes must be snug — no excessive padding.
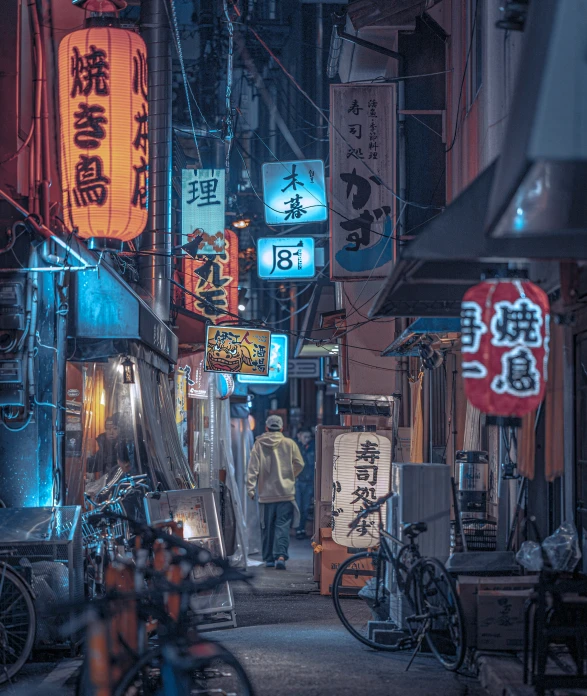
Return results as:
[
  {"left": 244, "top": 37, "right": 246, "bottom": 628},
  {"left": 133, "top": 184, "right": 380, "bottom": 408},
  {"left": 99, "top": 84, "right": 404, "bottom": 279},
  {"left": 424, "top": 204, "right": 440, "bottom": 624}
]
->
[
  {"left": 181, "top": 168, "right": 225, "bottom": 255},
  {"left": 330, "top": 85, "right": 396, "bottom": 280}
]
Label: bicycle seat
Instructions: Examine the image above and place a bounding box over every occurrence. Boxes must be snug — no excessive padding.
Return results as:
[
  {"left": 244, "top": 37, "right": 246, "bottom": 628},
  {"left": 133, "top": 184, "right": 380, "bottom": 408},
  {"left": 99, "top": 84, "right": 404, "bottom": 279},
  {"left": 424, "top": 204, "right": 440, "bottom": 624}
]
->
[{"left": 404, "top": 522, "right": 427, "bottom": 538}]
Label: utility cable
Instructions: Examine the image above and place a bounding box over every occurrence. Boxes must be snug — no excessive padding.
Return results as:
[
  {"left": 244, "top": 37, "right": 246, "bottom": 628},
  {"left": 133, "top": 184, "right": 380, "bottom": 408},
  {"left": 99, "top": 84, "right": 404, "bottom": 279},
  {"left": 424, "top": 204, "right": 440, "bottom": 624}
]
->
[
  {"left": 165, "top": 0, "right": 202, "bottom": 163},
  {"left": 247, "top": 26, "right": 442, "bottom": 211}
]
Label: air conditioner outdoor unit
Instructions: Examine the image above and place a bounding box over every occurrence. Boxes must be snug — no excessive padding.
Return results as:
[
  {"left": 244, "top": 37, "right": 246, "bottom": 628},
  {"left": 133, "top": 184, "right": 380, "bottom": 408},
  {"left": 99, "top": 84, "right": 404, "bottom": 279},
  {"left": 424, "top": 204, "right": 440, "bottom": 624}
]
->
[{"left": 386, "top": 463, "right": 451, "bottom": 628}]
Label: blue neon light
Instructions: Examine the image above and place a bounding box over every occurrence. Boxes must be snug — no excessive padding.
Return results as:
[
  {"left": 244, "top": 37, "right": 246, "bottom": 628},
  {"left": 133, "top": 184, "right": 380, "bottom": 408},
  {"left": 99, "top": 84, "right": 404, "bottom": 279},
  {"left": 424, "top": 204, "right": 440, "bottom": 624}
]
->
[
  {"left": 257, "top": 237, "right": 315, "bottom": 280},
  {"left": 262, "top": 160, "right": 328, "bottom": 226},
  {"left": 237, "top": 334, "right": 288, "bottom": 385}
]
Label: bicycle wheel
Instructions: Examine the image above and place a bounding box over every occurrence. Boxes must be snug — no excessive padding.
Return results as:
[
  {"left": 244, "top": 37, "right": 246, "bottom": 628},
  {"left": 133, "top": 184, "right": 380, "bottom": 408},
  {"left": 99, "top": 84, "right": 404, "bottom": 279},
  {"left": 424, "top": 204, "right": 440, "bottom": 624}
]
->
[
  {"left": 0, "top": 563, "right": 36, "bottom": 685},
  {"left": 413, "top": 558, "right": 465, "bottom": 671},
  {"left": 332, "top": 552, "right": 400, "bottom": 651},
  {"left": 114, "top": 642, "right": 255, "bottom": 696}
]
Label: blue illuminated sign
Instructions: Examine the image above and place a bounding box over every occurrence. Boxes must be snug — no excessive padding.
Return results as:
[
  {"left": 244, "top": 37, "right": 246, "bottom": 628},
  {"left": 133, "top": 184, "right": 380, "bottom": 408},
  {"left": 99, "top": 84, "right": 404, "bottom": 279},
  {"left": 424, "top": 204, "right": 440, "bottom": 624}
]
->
[
  {"left": 237, "top": 334, "right": 288, "bottom": 385},
  {"left": 257, "top": 237, "right": 315, "bottom": 280},
  {"left": 262, "top": 159, "right": 328, "bottom": 226}
]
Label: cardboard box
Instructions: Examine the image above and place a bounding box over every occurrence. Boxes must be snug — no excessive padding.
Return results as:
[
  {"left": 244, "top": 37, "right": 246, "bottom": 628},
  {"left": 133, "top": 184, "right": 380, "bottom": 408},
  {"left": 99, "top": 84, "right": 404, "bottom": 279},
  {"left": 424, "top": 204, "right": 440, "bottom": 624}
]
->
[
  {"left": 457, "top": 575, "right": 538, "bottom": 649},
  {"left": 319, "top": 528, "right": 373, "bottom": 596},
  {"left": 477, "top": 589, "right": 533, "bottom": 651}
]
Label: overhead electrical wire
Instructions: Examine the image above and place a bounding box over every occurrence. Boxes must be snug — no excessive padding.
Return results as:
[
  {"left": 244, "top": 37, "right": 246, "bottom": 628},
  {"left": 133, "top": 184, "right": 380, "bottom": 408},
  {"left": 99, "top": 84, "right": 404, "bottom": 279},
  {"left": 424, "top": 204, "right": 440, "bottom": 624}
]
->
[
  {"left": 247, "top": 26, "right": 443, "bottom": 212},
  {"left": 165, "top": 0, "right": 202, "bottom": 162},
  {"left": 445, "top": 0, "right": 480, "bottom": 154}
]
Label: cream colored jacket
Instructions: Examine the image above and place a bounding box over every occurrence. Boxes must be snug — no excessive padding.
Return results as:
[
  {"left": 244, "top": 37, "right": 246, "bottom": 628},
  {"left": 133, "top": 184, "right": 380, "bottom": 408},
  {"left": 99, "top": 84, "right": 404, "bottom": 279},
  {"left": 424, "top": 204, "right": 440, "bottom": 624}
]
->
[{"left": 247, "top": 431, "right": 304, "bottom": 503}]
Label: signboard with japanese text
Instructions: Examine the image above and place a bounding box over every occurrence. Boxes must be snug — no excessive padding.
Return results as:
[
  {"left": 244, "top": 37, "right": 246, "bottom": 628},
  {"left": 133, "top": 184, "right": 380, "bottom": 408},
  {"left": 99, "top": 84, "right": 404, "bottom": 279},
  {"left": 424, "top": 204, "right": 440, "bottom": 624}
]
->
[
  {"left": 332, "top": 431, "right": 392, "bottom": 548},
  {"left": 257, "top": 237, "right": 315, "bottom": 280},
  {"left": 330, "top": 85, "right": 395, "bottom": 280},
  {"left": 205, "top": 326, "right": 271, "bottom": 376},
  {"left": 58, "top": 27, "right": 149, "bottom": 244},
  {"left": 177, "top": 352, "right": 210, "bottom": 399},
  {"left": 185, "top": 229, "right": 238, "bottom": 323},
  {"left": 182, "top": 169, "right": 225, "bottom": 254},
  {"left": 461, "top": 280, "right": 550, "bottom": 420},
  {"left": 262, "top": 159, "right": 328, "bottom": 226},
  {"left": 237, "top": 334, "right": 288, "bottom": 385}
]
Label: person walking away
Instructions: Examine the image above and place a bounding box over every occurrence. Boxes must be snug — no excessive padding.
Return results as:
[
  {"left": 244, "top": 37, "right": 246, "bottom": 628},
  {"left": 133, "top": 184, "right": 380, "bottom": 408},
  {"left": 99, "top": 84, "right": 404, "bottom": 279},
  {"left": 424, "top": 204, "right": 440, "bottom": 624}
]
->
[
  {"left": 247, "top": 415, "right": 304, "bottom": 570},
  {"left": 295, "top": 429, "right": 315, "bottom": 540}
]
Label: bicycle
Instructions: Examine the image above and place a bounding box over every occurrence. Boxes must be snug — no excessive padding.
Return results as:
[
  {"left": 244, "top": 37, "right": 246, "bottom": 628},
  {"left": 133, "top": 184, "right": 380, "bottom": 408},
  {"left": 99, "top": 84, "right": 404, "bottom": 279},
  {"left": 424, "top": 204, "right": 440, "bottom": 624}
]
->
[
  {"left": 0, "top": 560, "right": 36, "bottom": 685},
  {"left": 332, "top": 491, "right": 466, "bottom": 671},
  {"left": 70, "top": 512, "right": 254, "bottom": 696}
]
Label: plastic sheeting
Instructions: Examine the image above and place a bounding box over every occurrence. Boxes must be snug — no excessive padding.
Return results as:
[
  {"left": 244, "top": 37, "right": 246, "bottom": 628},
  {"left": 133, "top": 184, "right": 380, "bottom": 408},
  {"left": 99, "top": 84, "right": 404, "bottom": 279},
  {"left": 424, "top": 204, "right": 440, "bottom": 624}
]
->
[
  {"left": 231, "top": 416, "right": 261, "bottom": 557},
  {"left": 134, "top": 359, "right": 195, "bottom": 490},
  {"left": 217, "top": 395, "right": 248, "bottom": 567}
]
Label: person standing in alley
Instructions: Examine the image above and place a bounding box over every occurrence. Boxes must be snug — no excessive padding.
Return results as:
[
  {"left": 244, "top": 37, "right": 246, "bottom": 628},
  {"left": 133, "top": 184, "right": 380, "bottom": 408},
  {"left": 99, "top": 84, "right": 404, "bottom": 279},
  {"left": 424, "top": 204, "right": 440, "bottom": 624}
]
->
[
  {"left": 295, "top": 429, "right": 315, "bottom": 540},
  {"left": 247, "top": 415, "right": 304, "bottom": 570}
]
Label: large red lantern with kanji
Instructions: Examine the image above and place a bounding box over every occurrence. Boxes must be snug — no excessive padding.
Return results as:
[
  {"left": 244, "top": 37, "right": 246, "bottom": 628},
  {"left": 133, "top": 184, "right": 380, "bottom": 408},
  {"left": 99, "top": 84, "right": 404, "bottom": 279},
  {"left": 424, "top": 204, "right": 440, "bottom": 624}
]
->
[
  {"left": 58, "top": 27, "right": 148, "bottom": 251},
  {"left": 460, "top": 279, "right": 550, "bottom": 424}
]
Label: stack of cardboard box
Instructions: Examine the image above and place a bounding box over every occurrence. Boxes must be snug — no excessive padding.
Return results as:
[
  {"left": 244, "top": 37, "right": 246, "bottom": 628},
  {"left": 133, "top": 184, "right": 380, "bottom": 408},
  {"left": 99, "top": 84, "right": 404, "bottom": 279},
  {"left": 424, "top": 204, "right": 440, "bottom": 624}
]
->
[{"left": 458, "top": 576, "right": 539, "bottom": 651}]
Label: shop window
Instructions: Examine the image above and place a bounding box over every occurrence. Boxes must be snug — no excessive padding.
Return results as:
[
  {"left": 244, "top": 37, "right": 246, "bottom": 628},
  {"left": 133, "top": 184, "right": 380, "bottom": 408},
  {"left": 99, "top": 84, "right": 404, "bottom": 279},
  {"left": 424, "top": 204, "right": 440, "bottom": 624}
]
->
[{"left": 65, "top": 355, "right": 195, "bottom": 507}]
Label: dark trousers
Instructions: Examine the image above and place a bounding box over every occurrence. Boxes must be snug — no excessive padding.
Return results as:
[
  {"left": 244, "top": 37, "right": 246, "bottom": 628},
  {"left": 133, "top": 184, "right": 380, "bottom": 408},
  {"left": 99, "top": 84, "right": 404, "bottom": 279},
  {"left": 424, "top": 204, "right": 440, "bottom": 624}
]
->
[
  {"left": 260, "top": 501, "right": 294, "bottom": 562},
  {"left": 295, "top": 480, "right": 313, "bottom": 533}
]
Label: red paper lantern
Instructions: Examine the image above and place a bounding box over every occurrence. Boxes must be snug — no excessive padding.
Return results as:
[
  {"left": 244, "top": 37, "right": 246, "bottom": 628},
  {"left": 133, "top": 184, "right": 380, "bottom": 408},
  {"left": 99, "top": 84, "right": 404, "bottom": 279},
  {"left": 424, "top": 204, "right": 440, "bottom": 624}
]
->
[
  {"left": 58, "top": 27, "right": 148, "bottom": 250},
  {"left": 460, "top": 279, "right": 550, "bottom": 423}
]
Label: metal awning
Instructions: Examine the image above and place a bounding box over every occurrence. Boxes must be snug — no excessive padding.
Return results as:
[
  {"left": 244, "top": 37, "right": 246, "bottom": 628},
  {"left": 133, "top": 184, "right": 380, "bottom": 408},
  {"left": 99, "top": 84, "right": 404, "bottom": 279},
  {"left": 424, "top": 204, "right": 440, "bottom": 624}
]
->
[
  {"left": 381, "top": 317, "right": 460, "bottom": 357},
  {"left": 369, "top": 153, "right": 587, "bottom": 318},
  {"left": 71, "top": 252, "right": 178, "bottom": 363},
  {"left": 485, "top": 0, "right": 587, "bottom": 245}
]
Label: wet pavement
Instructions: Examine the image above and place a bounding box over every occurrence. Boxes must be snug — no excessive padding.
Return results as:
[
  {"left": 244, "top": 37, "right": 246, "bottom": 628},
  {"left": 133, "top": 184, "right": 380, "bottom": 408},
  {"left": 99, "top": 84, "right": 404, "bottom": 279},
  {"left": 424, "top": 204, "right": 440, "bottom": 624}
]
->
[
  {"left": 213, "top": 537, "right": 486, "bottom": 696},
  {"left": 1, "top": 537, "right": 487, "bottom": 695}
]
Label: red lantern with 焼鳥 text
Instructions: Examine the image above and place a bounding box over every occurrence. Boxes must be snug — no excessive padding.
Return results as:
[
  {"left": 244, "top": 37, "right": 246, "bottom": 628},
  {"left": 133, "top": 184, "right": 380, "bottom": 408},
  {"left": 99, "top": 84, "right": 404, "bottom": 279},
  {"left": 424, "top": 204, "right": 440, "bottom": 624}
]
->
[
  {"left": 58, "top": 27, "right": 148, "bottom": 251},
  {"left": 460, "top": 279, "right": 550, "bottom": 425}
]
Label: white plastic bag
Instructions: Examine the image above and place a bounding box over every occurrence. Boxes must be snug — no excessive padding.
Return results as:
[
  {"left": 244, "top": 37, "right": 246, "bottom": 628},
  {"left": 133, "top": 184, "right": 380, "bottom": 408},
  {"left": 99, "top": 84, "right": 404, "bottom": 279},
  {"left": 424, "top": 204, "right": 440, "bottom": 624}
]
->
[
  {"left": 516, "top": 540, "right": 544, "bottom": 571},
  {"left": 542, "top": 520, "right": 582, "bottom": 572}
]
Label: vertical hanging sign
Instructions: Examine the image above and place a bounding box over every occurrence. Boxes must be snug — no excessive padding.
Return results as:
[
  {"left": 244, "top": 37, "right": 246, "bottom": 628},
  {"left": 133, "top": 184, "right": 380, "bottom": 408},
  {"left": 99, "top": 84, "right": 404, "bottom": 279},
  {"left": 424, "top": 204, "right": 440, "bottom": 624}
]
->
[
  {"left": 182, "top": 169, "right": 226, "bottom": 254},
  {"left": 330, "top": 85, "right": 395, "bottom": 280},
  {"left": 185, "top": 229, "right": 238, "bottom": 323}
]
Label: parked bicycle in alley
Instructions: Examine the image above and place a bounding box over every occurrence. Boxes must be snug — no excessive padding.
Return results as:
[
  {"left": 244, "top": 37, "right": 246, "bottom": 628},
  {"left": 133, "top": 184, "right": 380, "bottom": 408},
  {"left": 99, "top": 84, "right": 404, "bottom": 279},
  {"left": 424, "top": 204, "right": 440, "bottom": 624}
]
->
[
  {"left": 332, "top": 491, "right": 466, "bottom": 671},
  {"left": 63, "top": 512, "right": 254, "bottom": 695}
]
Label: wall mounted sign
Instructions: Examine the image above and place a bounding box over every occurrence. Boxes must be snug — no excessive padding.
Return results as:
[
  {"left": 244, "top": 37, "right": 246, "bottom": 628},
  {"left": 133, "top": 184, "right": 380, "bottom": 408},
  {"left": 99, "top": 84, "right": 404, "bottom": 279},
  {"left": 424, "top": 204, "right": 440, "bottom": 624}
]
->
[
  {"left": 257, "top": 237, "right": 315, "bottom": 280},
  {"left": 262, "top": 159, "right": 328, "bottom": 226},
  {"left": 332, "top": 431, "right": 391, "bottom": 548},
  {"left": 182, "top": 169, "right": 225, "bottom": 254},
  {"left": 237, "top": 334, "right": 288, "bottom": 385},
  {"left": 58, "top": 27, "right": 148, "bottom": 248},
  {"left": 205, "top": 326, "right": 271, "bottom": 376},
  {"left": 287, "top": 358, "right": 321, "bottom": 379},
  {"left": 330, "top": 84, "right": 395, "bottom": 280},
  {"left": 185, "top": 229, "right": 238, "bottom": 323},
  {"left": 461, "top": 279, "right": 550, "bottom": 423}
]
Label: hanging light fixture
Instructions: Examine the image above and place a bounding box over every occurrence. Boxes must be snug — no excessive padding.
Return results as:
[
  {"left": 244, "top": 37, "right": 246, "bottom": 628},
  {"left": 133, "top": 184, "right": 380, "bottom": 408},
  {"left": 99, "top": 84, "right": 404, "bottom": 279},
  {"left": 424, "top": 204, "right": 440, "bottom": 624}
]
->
[
  {"left": 232, "top": 215, "right": 251, "bottom": 230},
  {"left": 122, "top": 357, "right": 135, "bottom": 384}
]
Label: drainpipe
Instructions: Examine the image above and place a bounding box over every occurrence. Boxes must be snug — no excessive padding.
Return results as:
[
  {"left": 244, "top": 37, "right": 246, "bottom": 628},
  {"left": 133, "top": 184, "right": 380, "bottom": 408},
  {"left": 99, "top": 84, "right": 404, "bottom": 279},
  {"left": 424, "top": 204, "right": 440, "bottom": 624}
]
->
[{"left": 140, "top": 0, "right": 172, "bottom": 322}]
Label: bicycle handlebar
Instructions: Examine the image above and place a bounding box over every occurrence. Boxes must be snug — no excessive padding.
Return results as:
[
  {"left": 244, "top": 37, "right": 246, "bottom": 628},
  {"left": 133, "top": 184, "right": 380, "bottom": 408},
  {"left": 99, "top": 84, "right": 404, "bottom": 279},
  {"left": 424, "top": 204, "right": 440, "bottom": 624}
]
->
[{"left": 348, "top": 490, "right": 395, "bottom": 531}]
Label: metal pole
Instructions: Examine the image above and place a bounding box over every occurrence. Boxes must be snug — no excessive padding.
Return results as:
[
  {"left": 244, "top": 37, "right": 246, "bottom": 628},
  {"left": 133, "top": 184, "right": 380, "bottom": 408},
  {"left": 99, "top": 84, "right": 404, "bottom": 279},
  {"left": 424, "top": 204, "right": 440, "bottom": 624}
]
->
[
  {"left": 140, "top": 0, "right": 172, "bottom": 322},
  {"left": 54, "top": 268, "right": 68, "bottom": 505}
]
